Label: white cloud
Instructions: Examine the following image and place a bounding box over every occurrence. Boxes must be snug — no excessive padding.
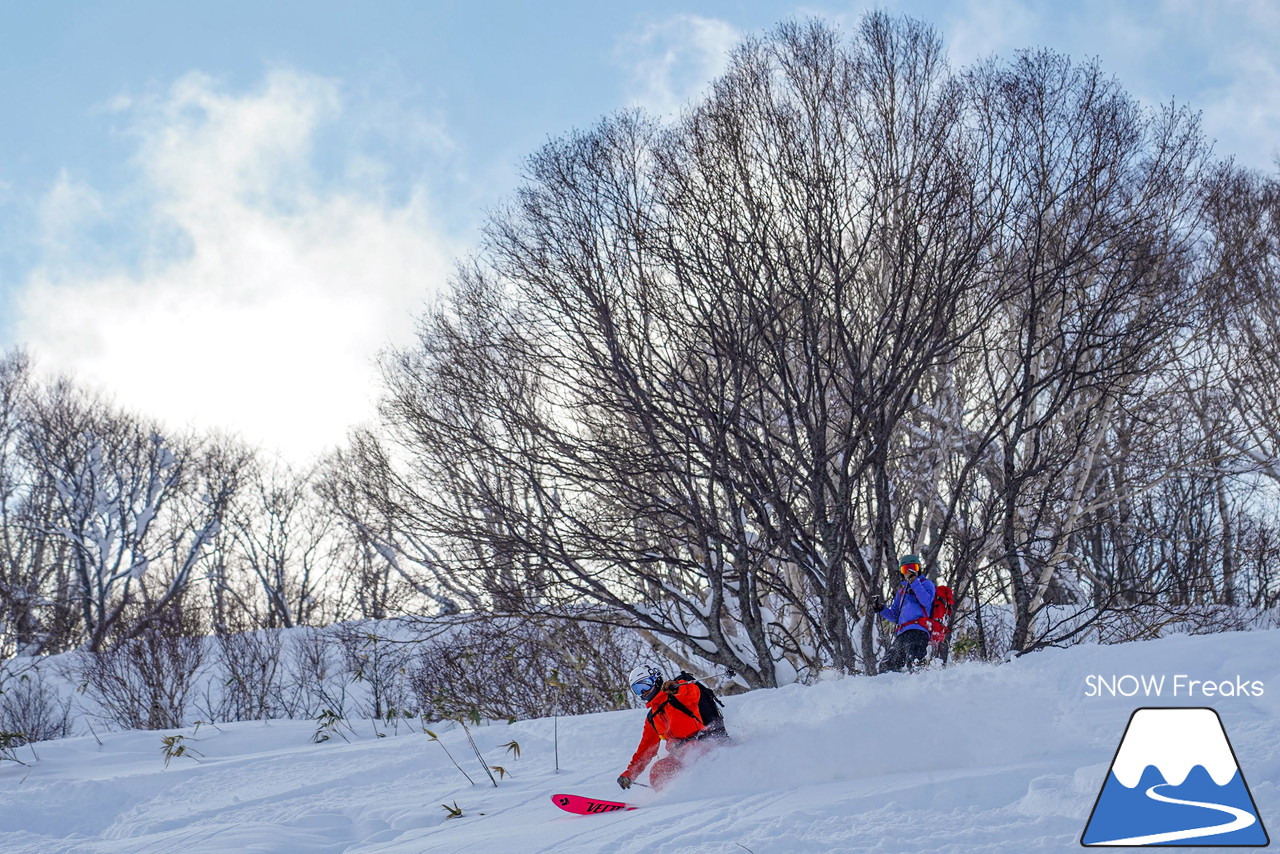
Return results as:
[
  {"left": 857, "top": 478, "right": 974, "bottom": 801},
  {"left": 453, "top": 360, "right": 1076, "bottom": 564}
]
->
[
  {"left": 616, "top": 14, "right": 741, "bottom": 117},
  {"left": 37, "top": 171, "right": 107, "bottom": 255},
  {"left": 16, "top": 68, "right": 457, "bottom": 459}
]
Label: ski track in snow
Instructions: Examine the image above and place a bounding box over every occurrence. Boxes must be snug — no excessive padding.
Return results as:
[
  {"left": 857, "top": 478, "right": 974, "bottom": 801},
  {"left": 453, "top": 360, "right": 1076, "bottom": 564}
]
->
[
  {"left": 1, "top": 630, "right": 1276, "bottom": 853},
  {"left": 1090, "top": 782, "right": 1257, "bottom": 846}
]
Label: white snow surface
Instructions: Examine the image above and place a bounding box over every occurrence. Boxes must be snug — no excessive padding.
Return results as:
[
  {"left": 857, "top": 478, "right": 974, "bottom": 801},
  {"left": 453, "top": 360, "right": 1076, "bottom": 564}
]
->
[
  {"left": 2, "top": 630, "right": 1277, "bottom": 853},
  {"left": 1111, "top": 707, "right": 1240, "bottom": 787}
]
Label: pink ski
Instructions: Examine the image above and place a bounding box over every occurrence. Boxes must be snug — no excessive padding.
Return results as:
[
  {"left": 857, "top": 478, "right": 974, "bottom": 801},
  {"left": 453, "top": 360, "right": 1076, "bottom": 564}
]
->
[{"left": 551, "top": 793, "right": 639, "bottom": 815}]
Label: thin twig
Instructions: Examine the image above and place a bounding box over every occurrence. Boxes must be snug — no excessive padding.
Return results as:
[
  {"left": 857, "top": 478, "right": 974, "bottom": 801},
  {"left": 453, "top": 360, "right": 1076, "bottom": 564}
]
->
[
  {"left": 460, "top": 722, "right": 498, "bottom": 787},
  {"left": 424, "top": 727, "right": 475, "bottom": 786}
]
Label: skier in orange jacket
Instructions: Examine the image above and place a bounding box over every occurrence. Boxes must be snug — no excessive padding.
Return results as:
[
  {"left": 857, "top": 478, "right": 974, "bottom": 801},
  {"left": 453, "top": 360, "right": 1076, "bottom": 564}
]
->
[{"left": 617, "top": 665, "right": 729, "bottom": 791}]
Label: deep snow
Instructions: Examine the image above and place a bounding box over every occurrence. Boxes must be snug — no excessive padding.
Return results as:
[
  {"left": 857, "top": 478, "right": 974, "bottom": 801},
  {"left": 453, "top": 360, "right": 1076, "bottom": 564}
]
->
[{"left": 1, "top": 631, "right": 1276, "bottom": 853}]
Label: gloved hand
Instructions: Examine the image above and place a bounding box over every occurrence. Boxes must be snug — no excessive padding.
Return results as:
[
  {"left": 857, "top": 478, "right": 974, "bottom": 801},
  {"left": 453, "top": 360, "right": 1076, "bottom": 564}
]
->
[
  {"left": 661, "top": 680, "right": 681, "bottom": 694},
  {"left": 617, "top": 774, "right": 633, "bottom": 790},
  {"left": 869, "top": 594, "right": 885, "bottom": 614}
]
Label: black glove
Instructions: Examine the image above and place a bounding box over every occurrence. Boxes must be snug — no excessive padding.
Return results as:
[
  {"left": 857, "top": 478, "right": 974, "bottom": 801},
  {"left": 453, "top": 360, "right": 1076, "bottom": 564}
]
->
[
  {"left": 617, "top": 774, "right": 633, "bottom": 790},
  {"left": 869, "top": 594, "right": 885, "bottom": 615}
]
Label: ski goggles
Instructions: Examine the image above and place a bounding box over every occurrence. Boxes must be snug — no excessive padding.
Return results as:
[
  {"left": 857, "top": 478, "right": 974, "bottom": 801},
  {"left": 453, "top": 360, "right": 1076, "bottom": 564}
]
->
[
  {"left": 900, "top": 562, "right": 921, "bottom": 576},
  {"left": 630, "top": 675, "right": 659, "bottom": 697}
]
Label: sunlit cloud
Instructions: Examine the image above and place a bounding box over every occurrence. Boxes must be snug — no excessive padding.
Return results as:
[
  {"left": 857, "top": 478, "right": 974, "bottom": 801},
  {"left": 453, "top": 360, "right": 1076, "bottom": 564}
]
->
[{"left": 15, "top": 68, "right": 457, "bottom": 459}]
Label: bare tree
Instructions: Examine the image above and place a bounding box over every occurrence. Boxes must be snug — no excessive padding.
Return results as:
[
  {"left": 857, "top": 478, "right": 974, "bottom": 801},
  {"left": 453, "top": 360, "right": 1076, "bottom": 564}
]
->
[
  {"left": 328, "top": 16, "right": 1272, "bottom": 676},
  {"left": 1203, "top": 166, "right": 1280, "bottom": 483},
  {"left": 355, "top": 16, "right": 1008, "bottom": 684},
  {"left": 222, "top": 459, "right": 338, "bottom": 629},
  {"left": 22, "top": 380, "right": 230, "bottom": 651},
  {"left": 950, "top": 50, "right": 1209, "bottom": 652},
  {"left": 0, "top": 352, "right": 83, "bottom": 660}
]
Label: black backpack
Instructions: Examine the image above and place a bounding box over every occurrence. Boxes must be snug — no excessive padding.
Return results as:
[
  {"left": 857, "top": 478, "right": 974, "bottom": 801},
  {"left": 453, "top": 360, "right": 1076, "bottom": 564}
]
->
[{"left": 650, "top": 671, "right": 727, "bottom": 738}]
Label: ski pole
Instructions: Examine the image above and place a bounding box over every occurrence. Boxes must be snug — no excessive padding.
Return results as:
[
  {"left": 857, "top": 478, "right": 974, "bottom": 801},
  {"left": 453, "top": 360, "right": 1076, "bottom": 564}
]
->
[{"left": 688, "top": 667, "right": 737, "bottom": 686}]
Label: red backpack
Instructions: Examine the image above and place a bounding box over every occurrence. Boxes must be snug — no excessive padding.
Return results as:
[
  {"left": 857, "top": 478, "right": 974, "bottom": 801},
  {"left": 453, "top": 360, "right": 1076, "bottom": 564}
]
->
[
  {"left": 908, "top": 584, "right": 954, "bottom": 645},
  {"left": 927, "top": 585, "right": 954, "bottom": 644}
]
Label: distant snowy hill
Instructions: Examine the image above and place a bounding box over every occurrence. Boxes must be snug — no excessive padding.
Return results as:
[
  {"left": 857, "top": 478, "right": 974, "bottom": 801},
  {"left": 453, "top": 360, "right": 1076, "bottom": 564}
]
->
[{"left": 2, "top": 630, "right": 1277, "bottom": 853}]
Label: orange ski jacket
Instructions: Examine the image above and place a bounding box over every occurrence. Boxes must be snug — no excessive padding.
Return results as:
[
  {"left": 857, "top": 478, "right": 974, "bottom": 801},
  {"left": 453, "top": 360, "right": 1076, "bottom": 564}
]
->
[{"left": 624, "top": 681, "right": 709, "bottom": 777}]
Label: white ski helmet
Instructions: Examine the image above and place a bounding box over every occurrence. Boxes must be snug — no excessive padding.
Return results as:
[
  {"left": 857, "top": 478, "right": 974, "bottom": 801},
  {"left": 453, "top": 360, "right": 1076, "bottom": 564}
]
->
[{"left": 628, "top": 664, "right": 663, "bottom": 699}]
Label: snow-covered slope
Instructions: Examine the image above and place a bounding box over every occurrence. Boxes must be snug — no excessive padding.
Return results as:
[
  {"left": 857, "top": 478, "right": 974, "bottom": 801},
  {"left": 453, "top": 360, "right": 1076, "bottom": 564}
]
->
[{"left": 2, "top": 631, "right": 1277, "bottom": 853}]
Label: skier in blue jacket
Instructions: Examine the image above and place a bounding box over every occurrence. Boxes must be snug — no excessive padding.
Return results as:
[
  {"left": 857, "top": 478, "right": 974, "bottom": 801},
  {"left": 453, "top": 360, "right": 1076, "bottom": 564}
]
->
[{"left": 871, "top": 553, "right": 936, "bottom": 672}]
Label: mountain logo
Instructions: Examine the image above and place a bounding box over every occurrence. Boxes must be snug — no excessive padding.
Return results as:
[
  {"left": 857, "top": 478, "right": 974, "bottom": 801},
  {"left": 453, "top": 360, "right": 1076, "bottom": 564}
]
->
[{"left": 1082, "top": 707, "right": 1269, "bottom": 847}]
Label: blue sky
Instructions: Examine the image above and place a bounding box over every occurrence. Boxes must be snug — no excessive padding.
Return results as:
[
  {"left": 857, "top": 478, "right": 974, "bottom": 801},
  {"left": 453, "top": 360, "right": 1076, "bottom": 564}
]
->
[{"left": 1, "top": 0, "right": 1277, "bottom": 458}]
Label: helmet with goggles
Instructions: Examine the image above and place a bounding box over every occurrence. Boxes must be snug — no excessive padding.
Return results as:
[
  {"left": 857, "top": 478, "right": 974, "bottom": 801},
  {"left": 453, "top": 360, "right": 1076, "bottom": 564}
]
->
[{"left": 628, "top": 664, "right": 663, "bottom": 701}]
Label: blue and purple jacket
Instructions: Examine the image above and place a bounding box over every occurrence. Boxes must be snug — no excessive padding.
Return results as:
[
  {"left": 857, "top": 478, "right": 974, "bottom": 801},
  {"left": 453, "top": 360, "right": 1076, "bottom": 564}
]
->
[{"left": 879, "top": 577, "right": 937, "bottom": 635}]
